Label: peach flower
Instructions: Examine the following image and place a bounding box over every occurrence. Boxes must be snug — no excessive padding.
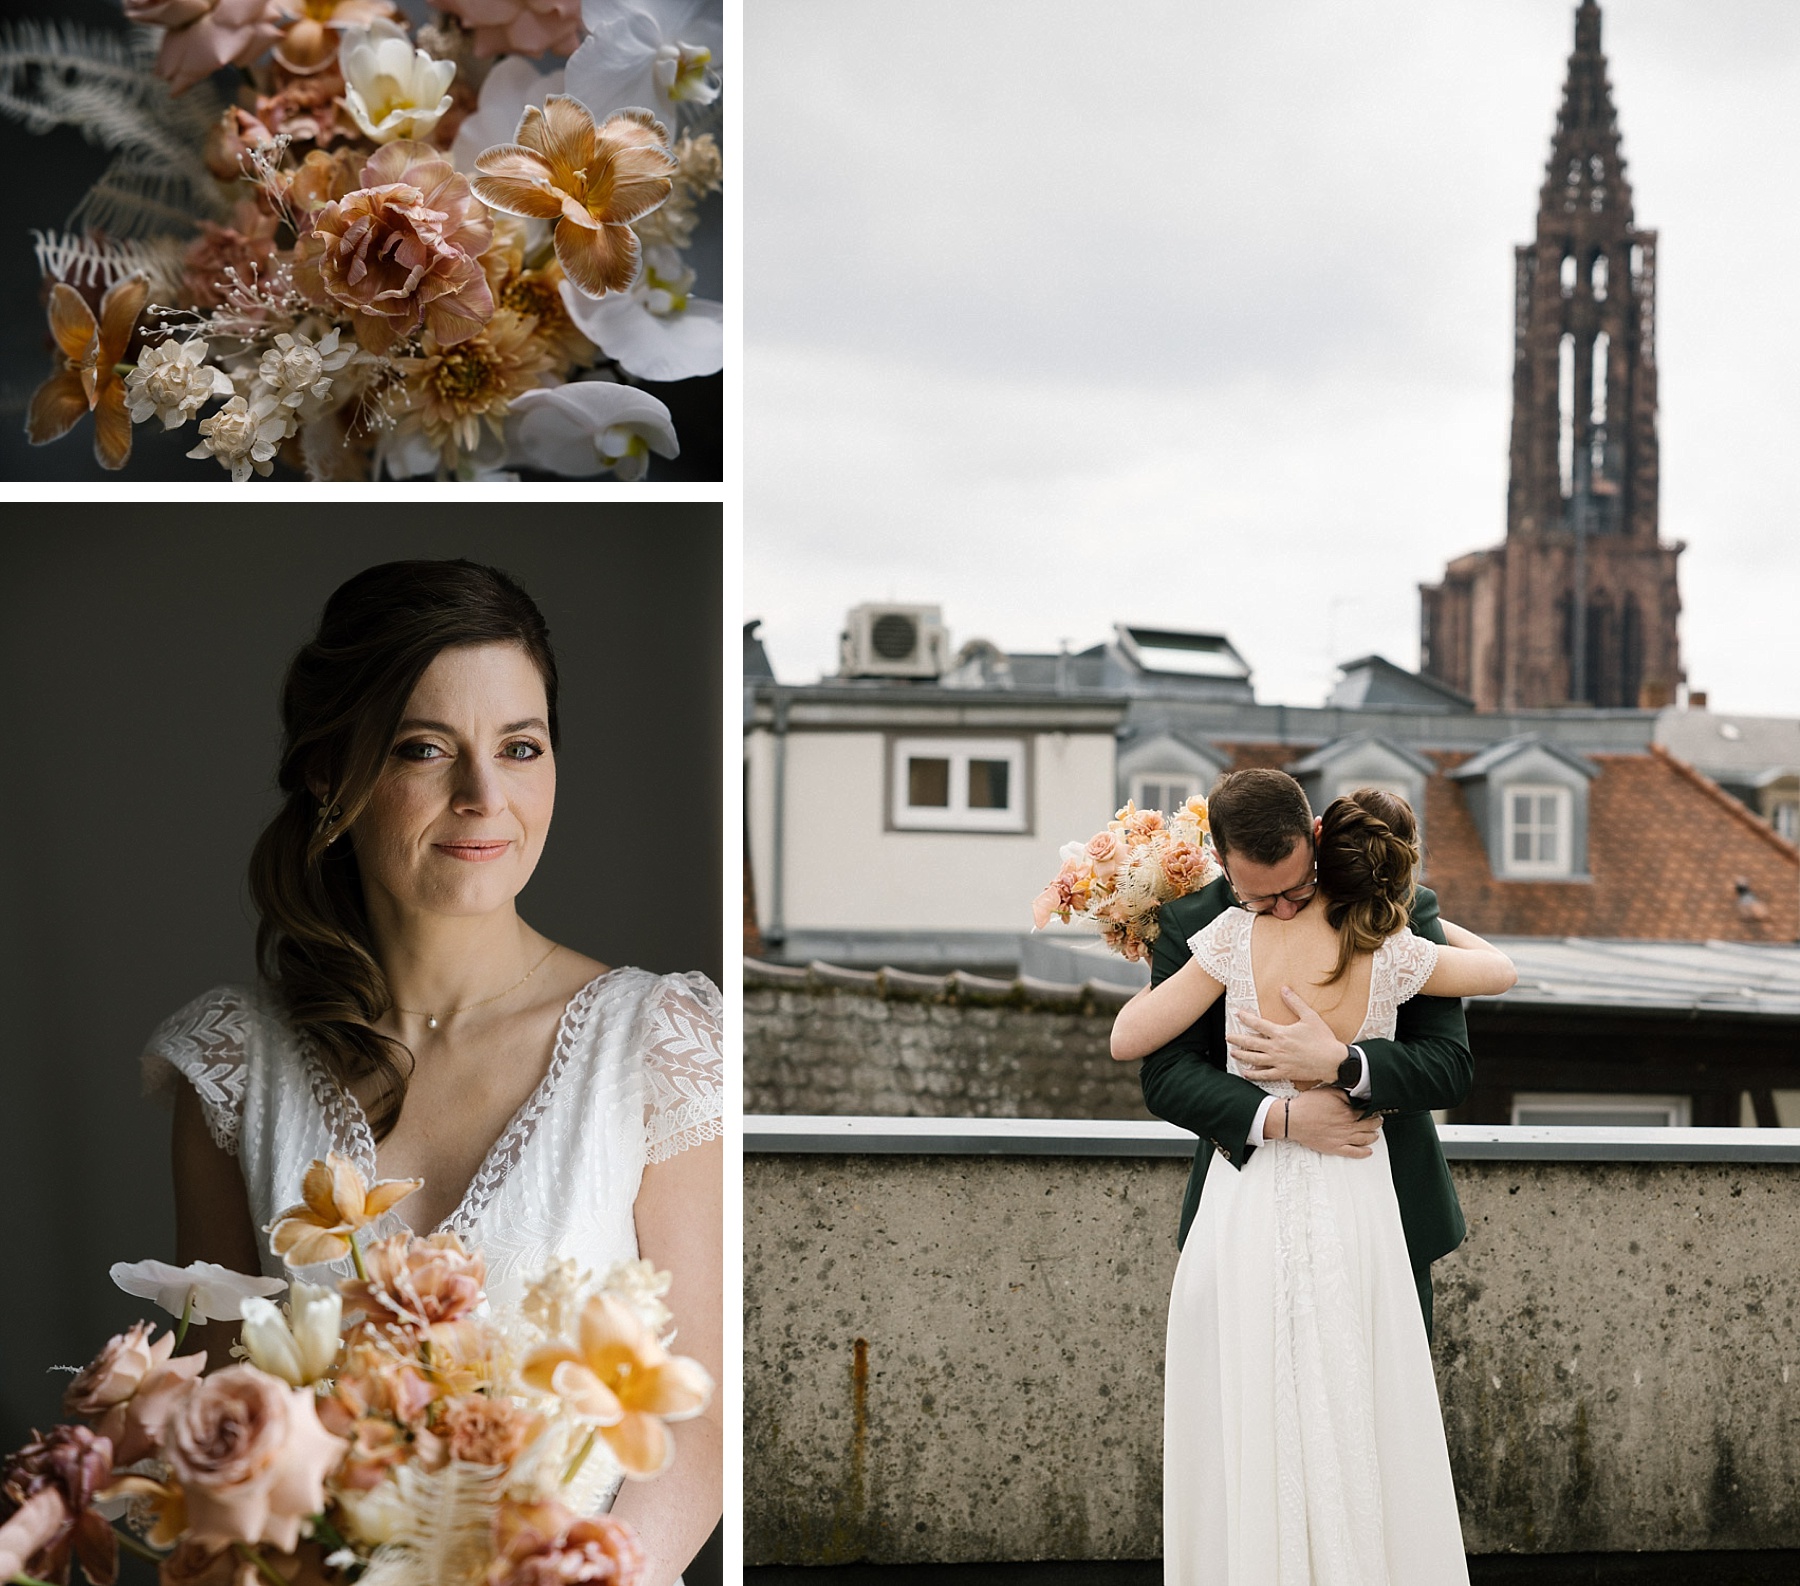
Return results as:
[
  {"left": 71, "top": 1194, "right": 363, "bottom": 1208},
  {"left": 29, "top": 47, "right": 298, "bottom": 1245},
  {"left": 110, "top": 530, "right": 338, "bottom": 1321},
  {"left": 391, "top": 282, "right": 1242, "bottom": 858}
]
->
[
  {"left": 442, "top": 1394, "right": 539, "bottom": 1466},
  {"left": 341, "top": 1230, "right": 487, "bottom": 1330},
  {"left": 488, "top": 1499, "right": 645, "bottom": 1586},
  {"left": 473, "top": 97, "right": 676, "bottom": 299},
  {"left": 272, "top": 0, "right": 399, "bottom": 74},
  {"left": 26, "top": 275, "right": 147, "bottom": 472},
  {"left": 1160, "top": 841, "right": 1210, "bottom": 896},
  {"left": 292, "top": 145, "right": 495, "bottom": 358},
  {"left": 163, "top": 1366, "right": 346, "bottom": 1552},
  {"left": 265, "top": 1151, "right": 422, "bottom": 1268},
  {"left": 521, "top": 1294, "right": 711, "bottom": 1478},
  {"left": 124, "top": 0, "right": 286, "bottom": 96},
  {"left": 433, "top": 0, "right": 582, "bottom": 59}
]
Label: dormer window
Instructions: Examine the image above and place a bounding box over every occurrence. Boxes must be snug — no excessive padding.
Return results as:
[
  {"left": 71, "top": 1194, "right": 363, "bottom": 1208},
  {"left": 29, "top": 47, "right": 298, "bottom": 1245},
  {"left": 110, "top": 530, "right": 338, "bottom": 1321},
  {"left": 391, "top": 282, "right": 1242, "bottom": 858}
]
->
[
  {"left": 1502, "top": 784, "right": 1573, "bottom": 876},
  {"left": 1132, "top": 774, "right": 1200, "bottom": 814}
]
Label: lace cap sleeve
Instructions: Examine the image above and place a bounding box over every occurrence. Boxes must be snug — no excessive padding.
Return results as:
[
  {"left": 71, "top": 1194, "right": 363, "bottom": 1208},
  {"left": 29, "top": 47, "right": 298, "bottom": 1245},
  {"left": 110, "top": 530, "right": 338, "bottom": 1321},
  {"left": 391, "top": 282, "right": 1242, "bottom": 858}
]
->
[
  {"left": 1386, "top": 930, "right": 1441, "bottom": 1005},
  {"left": 638, "top": 972, "right": 723, "bottom": 1166},
  {"left": 141, "top": 986, "right": 256, "bottom": 1158},
  {"left": 1185, "top": 908, "right": 1245, "bottom": 985}
]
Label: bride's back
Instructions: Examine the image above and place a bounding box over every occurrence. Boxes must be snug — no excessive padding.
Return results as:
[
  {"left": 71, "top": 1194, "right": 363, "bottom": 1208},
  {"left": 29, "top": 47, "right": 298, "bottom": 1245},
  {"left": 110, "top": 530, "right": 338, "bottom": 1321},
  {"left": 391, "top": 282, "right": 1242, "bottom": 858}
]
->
[{"left": 1247, "top": 901, "right": 1377, "bottom": 1043}]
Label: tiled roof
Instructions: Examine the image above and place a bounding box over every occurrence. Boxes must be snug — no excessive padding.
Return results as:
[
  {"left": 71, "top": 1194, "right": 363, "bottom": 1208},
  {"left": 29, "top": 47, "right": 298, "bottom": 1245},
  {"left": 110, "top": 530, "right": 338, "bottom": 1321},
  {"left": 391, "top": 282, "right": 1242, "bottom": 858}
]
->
[{"left": 1212, "top": 742, "right": 1799, "bottom": 942}]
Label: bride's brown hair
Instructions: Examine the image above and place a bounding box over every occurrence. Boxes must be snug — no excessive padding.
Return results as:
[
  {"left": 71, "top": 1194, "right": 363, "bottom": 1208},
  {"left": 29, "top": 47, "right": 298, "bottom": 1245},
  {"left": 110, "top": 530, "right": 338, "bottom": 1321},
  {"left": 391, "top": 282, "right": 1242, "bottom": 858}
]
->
[
  {"left": 1315, "top": 787, "right": 1421, "bottom": 985},
  {"left": 248, "top": 560, "right": 560, "bottom": 1142}
]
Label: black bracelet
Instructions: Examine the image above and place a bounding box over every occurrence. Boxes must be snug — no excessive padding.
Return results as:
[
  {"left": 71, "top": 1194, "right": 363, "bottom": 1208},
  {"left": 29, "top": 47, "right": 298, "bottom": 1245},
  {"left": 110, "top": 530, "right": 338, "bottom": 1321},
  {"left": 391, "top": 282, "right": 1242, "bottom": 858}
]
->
[{"left": 1283, "top": 1098, "right": 1291, "bottom": 1139}]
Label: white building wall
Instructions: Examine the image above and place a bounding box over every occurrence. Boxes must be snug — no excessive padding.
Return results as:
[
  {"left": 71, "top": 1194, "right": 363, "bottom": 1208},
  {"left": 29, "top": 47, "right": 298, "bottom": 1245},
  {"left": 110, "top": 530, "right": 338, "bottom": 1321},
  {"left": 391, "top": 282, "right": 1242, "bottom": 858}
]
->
[{"left": 749, "top": 728, "right": 1117, "bottom": 934}]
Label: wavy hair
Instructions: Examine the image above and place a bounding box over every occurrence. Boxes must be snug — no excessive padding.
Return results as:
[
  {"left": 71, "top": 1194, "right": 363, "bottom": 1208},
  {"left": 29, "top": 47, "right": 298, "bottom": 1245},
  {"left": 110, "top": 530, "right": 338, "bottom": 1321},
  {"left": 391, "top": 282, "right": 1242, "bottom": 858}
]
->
[
  {"left": 1315, "top": 787, "right": 1421, "bottom": 985},
  {"left": 248, "top": 560, "right": 560, "bottom": 1142}
]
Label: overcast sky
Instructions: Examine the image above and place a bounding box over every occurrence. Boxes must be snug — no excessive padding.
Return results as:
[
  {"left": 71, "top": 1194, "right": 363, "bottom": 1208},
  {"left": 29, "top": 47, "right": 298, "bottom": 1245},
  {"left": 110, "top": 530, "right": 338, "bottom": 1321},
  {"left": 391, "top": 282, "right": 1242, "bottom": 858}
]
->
[{"left": 744, "top": 0, "right": 1800, "bottom": 715}]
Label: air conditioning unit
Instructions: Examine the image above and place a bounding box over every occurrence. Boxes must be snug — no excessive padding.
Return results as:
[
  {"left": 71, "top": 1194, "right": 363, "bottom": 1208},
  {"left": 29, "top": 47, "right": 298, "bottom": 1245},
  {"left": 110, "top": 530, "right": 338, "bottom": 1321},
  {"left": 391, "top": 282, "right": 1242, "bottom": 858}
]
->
[{"left": 840, "top": 604, "right": 951, "bottom": 679}]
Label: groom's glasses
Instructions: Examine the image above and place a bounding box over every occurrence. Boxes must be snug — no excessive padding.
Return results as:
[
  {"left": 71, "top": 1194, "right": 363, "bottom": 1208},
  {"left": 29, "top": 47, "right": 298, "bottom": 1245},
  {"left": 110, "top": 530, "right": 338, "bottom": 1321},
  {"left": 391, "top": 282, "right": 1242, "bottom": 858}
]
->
[{"left": 1230, "top": 867, "right": 1320, "bottom": 915}]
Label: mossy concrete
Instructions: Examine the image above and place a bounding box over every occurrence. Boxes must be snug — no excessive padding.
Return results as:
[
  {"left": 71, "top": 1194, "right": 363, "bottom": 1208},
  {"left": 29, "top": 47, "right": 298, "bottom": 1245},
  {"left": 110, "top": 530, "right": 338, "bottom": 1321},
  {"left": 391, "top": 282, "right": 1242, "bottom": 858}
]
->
[{"left": 744, "top": 1154, "right": 1800, "bottom": 1563}]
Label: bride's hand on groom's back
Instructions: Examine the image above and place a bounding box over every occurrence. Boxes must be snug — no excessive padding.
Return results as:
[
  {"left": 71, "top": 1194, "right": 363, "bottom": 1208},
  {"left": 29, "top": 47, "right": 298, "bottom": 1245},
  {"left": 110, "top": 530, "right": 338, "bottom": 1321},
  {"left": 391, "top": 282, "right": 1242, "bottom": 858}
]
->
[{"left": 1268, "top": 1087, "right": 1383, "bottom": 1159}]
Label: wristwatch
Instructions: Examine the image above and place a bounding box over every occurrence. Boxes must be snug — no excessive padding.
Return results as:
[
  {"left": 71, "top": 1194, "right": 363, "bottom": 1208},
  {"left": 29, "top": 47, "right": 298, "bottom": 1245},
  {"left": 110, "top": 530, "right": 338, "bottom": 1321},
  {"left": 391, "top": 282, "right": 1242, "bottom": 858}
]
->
[{"left": 1334, "top": 1044, "right": 1362, "bottom": 1091}]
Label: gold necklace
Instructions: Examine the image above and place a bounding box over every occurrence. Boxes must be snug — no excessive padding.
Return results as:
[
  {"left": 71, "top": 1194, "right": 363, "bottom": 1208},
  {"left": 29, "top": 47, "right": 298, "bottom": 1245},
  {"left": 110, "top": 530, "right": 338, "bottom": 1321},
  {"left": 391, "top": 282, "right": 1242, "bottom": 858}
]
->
[{"left": 393, "top": 942, "right": 560, "bottom": 1030}]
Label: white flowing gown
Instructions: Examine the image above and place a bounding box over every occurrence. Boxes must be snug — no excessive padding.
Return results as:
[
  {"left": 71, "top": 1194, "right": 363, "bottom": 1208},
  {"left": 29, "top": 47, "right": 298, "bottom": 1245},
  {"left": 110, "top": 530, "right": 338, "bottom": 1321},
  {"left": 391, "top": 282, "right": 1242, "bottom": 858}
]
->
[
  {"left": 1164, "top": 910, "right": 1468, "bottom": 1586},
  {"left": 142, "top": 967, "right": 724, "bottom": 1320}
]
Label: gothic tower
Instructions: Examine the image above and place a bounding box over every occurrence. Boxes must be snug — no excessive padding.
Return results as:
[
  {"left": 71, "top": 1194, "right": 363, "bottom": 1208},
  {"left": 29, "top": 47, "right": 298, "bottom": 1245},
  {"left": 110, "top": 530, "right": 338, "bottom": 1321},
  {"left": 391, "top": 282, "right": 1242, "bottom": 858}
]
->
[{"left": 1420, "top": 1, "right": 1683, "bottom": 711}]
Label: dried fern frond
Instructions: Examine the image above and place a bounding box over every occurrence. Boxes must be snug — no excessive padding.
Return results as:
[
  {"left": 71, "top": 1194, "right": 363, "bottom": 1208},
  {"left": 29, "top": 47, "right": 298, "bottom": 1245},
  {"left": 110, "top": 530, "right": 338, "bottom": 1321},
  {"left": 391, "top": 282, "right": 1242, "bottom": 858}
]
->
[
  {"left": 355, "top": 1460, "right": 511, "bottom": 1586},
  {"left": 31, "top": 228, "right": 185, "bottom": 299},
  {"left": 0, "top": 21, "right": 225, "bottom": 236}
]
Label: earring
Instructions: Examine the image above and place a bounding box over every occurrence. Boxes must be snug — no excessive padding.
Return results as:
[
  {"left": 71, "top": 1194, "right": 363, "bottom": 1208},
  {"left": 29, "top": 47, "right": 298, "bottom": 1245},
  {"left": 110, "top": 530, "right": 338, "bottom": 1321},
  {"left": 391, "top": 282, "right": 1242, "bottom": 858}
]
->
[{"left": 315, "top": 799, "right": 343, "bottom": 843}]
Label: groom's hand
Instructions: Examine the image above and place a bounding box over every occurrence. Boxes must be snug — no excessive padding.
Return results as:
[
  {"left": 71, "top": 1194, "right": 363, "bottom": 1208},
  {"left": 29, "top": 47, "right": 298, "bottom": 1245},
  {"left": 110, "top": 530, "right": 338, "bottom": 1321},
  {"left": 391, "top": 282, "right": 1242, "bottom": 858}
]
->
[
  {"left": 1232, "top": 987, "right": 1344, "bottom": 1086},
  {"left": 1272, "top": 1087, "right": 1383, "bottom": 1158}
]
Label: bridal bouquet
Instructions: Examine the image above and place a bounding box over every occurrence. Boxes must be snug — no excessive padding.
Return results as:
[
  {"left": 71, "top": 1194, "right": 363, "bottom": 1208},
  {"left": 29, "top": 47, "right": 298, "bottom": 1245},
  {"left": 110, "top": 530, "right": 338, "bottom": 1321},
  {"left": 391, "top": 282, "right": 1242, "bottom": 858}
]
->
[
  {"left": 1, "top": 0, "right": 722, "bottom": 479},
  {"left": 0, "top": 1153, "right": 712, "bottom": 1586},
  {"left": 1031, "top": 796, "right": 1220, "bottom": 962}
]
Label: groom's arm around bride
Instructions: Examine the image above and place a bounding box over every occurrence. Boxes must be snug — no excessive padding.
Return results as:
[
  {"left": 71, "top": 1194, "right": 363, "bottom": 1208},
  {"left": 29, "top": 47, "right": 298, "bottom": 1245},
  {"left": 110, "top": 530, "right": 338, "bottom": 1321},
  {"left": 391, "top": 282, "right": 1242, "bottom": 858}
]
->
[{"left": 1139, "top": 875, "right": 1474, "bottom": 1335}]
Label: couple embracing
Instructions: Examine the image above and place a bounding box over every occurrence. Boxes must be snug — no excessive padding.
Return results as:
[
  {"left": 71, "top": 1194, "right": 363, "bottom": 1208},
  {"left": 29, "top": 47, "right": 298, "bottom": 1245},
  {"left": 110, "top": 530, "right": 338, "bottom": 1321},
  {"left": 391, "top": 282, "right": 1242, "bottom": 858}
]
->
[{"left": 1109, "top": 768, "right": 1517, "bottom": 1585}]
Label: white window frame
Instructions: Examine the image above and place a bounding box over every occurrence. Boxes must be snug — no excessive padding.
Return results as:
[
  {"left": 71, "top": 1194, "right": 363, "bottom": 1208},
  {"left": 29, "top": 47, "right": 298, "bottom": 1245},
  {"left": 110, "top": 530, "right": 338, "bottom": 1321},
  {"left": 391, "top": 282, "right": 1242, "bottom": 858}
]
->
[
  {"left": 1130, "top": 772, "right": 1201, "bottom": 815},
  {"left": 890, "top": 736, "right": 1028, "bottom": 833},
  {"left": 1771, "top": 798, "right": 1798, "bottom": 843},
  {"left": 1511, "top": 1093, "right": 1691, "bottom": 1128},
  {"left": 1501, "top": 782, "right": 1573, "bottom": 877}
]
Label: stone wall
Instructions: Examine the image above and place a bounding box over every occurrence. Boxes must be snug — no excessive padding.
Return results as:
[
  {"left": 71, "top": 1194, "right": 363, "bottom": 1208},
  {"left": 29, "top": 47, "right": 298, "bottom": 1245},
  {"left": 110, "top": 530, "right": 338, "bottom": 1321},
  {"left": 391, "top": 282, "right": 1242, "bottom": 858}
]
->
[
  {"left": 744, "top": 1145, "right": 1800, "bottom": 1564},
  {"left": 745, "top": 961, "right": 1142, "bottom": 1119}
]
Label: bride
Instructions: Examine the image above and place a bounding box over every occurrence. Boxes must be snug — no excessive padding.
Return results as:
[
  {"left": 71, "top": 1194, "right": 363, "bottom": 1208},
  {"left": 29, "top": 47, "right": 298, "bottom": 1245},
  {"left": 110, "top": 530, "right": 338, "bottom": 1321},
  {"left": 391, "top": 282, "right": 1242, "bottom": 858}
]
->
[
  {"left": 141, "top": 559, "right": 722, "bottom": 1586},
  {"left": 1111, "top": 784, "right": 1514, "bottom": 1585}
]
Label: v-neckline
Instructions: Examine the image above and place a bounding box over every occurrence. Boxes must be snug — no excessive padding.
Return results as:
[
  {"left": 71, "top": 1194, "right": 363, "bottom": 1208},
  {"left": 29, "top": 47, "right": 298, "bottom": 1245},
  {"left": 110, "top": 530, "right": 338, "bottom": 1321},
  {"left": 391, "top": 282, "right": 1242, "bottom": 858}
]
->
[
  {"left": 1243, "top": 910, "right": 1379, "bottom": 1046},
  {"left": 304, "top": 968, "right": 621, "bottom": 1239}
]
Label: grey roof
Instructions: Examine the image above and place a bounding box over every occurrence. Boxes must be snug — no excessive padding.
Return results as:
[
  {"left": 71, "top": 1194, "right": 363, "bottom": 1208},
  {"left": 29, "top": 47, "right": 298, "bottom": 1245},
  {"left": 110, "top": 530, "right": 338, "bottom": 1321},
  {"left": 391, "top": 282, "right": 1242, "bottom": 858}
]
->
[
  {"left": 744, "top": 620, "right": 775, "bottom": 681},
  {"left": 1288, "top": 732, "right": 1437, "bottom": 778},
  {"left": 1448, "top": 733, "right": 1599, "bottom": 782},
  {"left": 1656, "top": 709, "right": 1800, "bottom": 779},
  {"left": 1328, "top": 655, "right": 1476, "bottom": 713},
  {"left": 1479, "top": 937, "right": 1800, "bottom": 1019}
]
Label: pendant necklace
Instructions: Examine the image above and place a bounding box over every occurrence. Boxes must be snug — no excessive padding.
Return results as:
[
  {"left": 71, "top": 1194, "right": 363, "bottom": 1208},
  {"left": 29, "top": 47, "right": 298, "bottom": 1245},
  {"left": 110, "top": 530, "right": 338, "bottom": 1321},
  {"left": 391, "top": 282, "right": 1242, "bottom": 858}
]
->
[{"left": 394, "top": 942, "right": 560, "bottom": 1029}]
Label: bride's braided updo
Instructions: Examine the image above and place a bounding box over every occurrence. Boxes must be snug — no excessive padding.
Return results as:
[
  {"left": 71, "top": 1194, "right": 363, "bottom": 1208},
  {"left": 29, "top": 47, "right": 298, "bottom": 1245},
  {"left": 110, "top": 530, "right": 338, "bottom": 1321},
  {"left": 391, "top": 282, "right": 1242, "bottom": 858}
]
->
[{"left": 1315, "top": 787, "right": 1422, "bottom": 984}]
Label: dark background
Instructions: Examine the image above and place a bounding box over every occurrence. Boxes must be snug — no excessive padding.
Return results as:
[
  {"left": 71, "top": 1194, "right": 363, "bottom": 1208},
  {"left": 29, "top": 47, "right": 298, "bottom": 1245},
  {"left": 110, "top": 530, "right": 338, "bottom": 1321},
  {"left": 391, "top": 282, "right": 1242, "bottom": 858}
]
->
[
  {"left": 0, "top": 510, "right": 724, "bottom": 1577},
  {"left": 0, "top": 0, "right": 723, "bottom": 481}
]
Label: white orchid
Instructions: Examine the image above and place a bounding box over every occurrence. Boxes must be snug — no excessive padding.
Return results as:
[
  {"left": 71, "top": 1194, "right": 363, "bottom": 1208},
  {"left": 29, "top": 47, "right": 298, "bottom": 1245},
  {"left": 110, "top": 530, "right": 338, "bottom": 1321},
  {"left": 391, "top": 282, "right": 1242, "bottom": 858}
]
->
[
  {"left": 559, "top": 248, "right": 721, "bottom": 383},
  {"left": 124, "top": 340, "right": 233, "bottom": 429},
  {"left": 450, "top": 54, "right": 564, "bottom": 176},
  {"left": 507, "top": 379, "right": 678, "bottom": 479},
  {"left": 109, "top": 1259, "right": 286, "bottom": 1324},
  {"left": 340, "top": 22, "right": 456, "bottom": 145},
  {"left": 567, "top": 0, "right": 721, "bottom": 132},
  {"left": 240, "top": 1282, "right": 342, "bottom": 1386}
]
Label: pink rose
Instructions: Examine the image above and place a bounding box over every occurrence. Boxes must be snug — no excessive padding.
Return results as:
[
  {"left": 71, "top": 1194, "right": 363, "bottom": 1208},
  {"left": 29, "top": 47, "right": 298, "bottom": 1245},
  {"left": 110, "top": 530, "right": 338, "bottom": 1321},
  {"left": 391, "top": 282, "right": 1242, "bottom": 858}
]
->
[
  {"left": 123, "top": 0, "right": 285, "bottom": 96},
  {"left": 163, "top": 1366, "right": 346, "bottom": 1553},
  {"left": 1084, "top": 830, "right": 1125, "bottom": 883},
  {"left": 63, "top": 1321, "right": 207, "bottom": 1465}
]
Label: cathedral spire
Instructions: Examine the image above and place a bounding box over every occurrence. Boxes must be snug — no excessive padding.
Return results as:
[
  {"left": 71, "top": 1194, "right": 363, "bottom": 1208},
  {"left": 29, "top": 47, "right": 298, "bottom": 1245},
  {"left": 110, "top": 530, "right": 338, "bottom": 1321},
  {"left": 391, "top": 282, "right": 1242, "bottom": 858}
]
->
[{"left": 1419, "top": 2, "right": 1682, "bottom": 712}]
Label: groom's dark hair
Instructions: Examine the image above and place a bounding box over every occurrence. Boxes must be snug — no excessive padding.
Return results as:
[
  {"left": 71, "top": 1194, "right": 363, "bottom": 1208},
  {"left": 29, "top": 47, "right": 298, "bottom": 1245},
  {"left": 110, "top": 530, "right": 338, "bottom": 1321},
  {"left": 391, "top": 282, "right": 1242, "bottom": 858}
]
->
[{"left": 1207, "top": 769, "right": 1314, "bottom": 866}]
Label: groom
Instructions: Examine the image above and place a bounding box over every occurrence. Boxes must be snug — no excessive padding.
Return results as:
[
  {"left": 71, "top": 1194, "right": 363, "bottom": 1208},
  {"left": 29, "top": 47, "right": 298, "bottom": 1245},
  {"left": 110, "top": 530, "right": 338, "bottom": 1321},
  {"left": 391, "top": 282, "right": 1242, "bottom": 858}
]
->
[{"left": 1139, "top": 768, "right": 1472, "bottom": 1336}]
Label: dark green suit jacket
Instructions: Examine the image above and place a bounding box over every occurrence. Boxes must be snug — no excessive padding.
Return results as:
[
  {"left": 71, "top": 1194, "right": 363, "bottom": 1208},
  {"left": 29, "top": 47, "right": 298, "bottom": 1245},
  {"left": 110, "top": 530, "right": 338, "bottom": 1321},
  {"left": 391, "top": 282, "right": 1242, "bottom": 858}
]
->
[{"left": 1139, "top": 878, "right": 1472, "bottom": 1272}]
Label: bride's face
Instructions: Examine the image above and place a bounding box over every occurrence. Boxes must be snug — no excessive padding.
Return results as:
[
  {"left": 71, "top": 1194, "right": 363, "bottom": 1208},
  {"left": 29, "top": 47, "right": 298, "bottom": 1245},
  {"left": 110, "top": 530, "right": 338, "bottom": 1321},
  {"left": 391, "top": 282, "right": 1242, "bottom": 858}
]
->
[{"left": 351, "top": 642, "right": 556, "bottom": 922}]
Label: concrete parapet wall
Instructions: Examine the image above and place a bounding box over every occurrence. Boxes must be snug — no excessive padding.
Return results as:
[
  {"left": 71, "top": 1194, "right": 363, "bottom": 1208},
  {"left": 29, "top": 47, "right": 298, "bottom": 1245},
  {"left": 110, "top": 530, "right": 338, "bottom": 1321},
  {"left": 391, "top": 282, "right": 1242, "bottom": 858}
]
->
[{"left": 744, "top": 1138, "right": 1800, "bottom": 1563}]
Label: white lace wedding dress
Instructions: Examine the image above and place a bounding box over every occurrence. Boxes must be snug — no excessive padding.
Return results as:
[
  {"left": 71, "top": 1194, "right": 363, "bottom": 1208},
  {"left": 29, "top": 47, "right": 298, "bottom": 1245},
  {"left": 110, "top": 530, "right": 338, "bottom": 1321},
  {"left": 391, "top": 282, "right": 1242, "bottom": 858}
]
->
[
  {"left": 1164, "top": 911, "right": 1467, "bottom": 1586},
  {"left": 142, "top": 967, "right": 724, "bottom": 1322}
]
